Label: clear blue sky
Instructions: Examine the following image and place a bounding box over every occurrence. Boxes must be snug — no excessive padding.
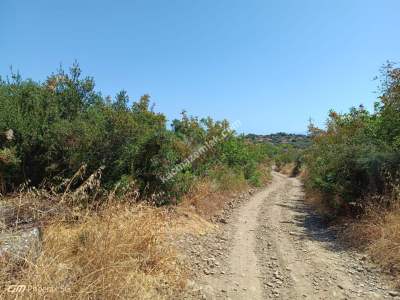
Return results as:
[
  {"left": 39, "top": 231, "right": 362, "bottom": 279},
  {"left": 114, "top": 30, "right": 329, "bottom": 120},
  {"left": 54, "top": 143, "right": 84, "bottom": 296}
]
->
[{"left": 1, "top": 0, "right": 399, "bottom": 134}]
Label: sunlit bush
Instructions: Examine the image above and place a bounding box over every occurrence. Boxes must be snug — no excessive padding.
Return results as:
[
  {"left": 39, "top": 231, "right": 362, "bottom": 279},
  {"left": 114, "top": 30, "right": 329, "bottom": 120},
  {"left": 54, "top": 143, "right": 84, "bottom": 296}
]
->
[{"left": 0, "top": 64, "right": 273, "bottom": 203}]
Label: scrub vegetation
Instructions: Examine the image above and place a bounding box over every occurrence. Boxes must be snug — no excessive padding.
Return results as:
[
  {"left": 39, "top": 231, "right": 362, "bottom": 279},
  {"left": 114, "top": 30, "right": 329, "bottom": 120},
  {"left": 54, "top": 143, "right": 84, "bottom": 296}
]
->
[
  {"left": 303, "top": 63, "right": 400, "bottom": 285},
  {"left": 0, "top": 65, "right": 274, "bottom": 299},
  {"left": 0, "top": 64, "right": 274, "bottom": 204}
]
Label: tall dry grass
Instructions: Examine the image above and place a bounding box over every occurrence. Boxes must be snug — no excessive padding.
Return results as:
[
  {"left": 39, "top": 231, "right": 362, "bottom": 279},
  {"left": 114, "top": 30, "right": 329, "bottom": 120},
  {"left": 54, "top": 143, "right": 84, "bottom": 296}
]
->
[
  {"left": 0, "top": 203, "right": 186, "bottom": 299},
  {"left": 341, "top": 204, "right": 400, "bottom": 287},
  {"left": 304, "top": 183, "right": 400, "bottom": 288},
  {"left": 0, "top": 162, "right": 271, "bottom": 298},
  {"left": 180, "top": 177, "right": 244, "bottom": 220}
]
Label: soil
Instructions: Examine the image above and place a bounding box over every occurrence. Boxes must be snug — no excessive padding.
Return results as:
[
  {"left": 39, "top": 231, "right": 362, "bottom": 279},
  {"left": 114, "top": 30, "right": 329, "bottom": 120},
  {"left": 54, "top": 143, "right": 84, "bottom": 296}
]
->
[{"left": 180, "top": 172, "right": 398, "bottom": 300}]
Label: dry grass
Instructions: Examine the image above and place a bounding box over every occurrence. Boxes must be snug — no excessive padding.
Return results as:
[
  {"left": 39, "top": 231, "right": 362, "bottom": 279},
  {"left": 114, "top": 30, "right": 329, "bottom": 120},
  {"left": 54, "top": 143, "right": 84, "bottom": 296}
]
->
[
  {"left": 279, "top": 163, "right": 295, "bottom": 176},
  {"left": 181, "top": 164, "right": 271, "bottom": 220},
  {"left": 168, "top": 207, "right": 216, "bottom": 237},
  {"left": 180, "top": 179, "right": 230, "bottom": 220},
  {"left": 0, "top": 203, "right": 187, "bottom": 299},
  {"left": 278, "top": 163, "right": 301, "bottom": 177},
  {"left": 0, "top": 164, "right": 272, "bottom": 298},
  {"left": 304, "top": 187, "right": 400, "bottom": 288},
  {"left": 341, "top": 205, "right": 400, "bottom": 287},
  {"left": 303, "top": 189, "right": 343, "bottom": 218},
  {"left": 179, "top": 176, "right": 247, "bottom": 221},
  {"left": 0, "top": 191, "right": 71, "bottom": 231}
]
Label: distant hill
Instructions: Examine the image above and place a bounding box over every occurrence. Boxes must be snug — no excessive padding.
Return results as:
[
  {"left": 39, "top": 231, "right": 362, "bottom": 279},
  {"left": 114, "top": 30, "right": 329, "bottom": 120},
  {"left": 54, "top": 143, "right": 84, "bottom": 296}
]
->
[{"left": 245, "top": 132, "right": 311, "bottom": 149}]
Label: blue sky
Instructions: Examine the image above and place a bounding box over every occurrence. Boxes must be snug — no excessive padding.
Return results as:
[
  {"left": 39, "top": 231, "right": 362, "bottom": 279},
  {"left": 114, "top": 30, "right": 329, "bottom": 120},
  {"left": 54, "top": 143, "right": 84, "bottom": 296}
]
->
[{"left": 1, "top": 0, "right": 399, "bottom": 134}]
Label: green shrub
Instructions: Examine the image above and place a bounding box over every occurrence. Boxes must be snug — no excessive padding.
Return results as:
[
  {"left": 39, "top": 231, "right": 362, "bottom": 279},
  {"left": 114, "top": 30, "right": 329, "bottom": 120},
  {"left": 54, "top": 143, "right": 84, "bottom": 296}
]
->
[
  {"left": 208, "top": 165, "right": 247, "bottom": 192},
  {"left": 304, "top": 64, "right": 400, "bottom": 215},
  {"left": 0, "top": 64, "right": 272, "bottom": 203}
]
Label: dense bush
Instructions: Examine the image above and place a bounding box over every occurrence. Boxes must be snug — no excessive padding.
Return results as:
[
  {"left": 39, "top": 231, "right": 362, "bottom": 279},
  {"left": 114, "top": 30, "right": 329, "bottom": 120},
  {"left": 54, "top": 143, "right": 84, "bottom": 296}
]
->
[
  {"left": 0, "top": 64, "right": 273, "bottom": 203},
  {"left": 304, "top": 63, "right": 400, "bottom": 215},
  {"left": 274, "top": 144, "right": 303, "bottom": 172}
]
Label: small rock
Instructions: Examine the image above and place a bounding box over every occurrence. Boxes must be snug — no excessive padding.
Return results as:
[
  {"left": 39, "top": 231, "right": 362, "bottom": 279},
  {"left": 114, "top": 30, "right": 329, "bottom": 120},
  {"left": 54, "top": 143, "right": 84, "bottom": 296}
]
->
[
  {"left": 219, "top": 217, "right": 227, "bottom": 224},
  {"left": 361, "top": 255, "right": 368, "bottom": 261},
  {"left": 0, "top": 203, "right": 15, "bottom": 229},
  {"left": 201, "top": 285, "right": 215, "bottom": 299},
  {"left": 0, "top": 227, "right": 42, "bottom": 263},
  {"left": 389, "top": 291, "right": 400, "bottom": 297}
]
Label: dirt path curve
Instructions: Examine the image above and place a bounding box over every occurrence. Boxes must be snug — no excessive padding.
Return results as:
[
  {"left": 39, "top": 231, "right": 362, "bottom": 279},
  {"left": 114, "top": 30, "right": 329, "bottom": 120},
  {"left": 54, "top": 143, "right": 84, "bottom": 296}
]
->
[{"left": 194, "top": 172, "right": 395, "bottom": 300}]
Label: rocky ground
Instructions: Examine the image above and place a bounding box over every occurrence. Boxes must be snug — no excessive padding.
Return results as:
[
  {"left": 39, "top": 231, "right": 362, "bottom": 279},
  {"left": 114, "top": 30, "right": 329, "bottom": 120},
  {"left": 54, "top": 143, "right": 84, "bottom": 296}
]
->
[
  {"left": 0, "top": 202, "right": 42, "bottom": 263},
  {"left": 178, "top": 172, "right": 399, "bottom": 300}
]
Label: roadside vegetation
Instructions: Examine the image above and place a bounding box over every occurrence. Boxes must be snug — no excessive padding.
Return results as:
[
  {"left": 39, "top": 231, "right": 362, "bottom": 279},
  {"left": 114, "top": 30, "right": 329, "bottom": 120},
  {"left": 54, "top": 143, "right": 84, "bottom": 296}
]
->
[
  {"left": 246, "top": 134, "right": 305, "bottom": 177},
  {"left": 4, "top": 60, "right": 399, "bottom": 296},
  {"left": 0, "top": 63, "right": 273, "bottom": 203},
  {"left": 273, "top": 144, "right": 303, "bottom": 176},
  {"left": 303, "top": 63, "right": 400, "bottom": 286},
  {"left": 0, "top": 64, "right": 274, "bottom": 298}
]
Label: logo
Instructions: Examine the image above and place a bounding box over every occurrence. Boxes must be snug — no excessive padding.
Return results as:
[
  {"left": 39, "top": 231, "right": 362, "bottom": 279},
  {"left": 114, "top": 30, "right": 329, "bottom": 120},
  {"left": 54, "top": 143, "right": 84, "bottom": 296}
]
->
[
  {"left": 6, "top": 284, "right": 70, "bottom": 294},
  {"left": 7, "top": 285, "right": 27, "bottom": 293}
]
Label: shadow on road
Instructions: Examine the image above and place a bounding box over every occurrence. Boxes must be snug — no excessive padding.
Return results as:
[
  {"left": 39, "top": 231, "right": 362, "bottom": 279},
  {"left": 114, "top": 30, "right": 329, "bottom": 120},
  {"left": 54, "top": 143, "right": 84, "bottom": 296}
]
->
[{"left": 276, "top": 194, "right": 347, "bottom": 253}]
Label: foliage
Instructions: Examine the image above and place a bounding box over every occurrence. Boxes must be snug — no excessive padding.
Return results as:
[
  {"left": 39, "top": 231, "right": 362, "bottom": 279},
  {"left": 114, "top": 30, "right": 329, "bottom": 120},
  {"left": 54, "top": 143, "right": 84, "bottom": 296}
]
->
[
  {"left": 246, "top": 133, "right": 311, "bottom": 149},
  {"left": 304, "top": 63, "right": 400, "bottom": 215},
  {"left": 0, "top": 64, "right": 272, "bottom": 203},
  {"left": 274, "top": 144, "right": 302, "bottom": 171}
]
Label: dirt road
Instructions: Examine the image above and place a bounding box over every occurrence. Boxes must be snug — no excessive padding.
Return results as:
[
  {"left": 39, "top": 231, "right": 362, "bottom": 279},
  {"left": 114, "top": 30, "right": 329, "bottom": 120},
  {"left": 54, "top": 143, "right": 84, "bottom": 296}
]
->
[{"left": 187, "top": 172, "right": 396, "bottom": 299}]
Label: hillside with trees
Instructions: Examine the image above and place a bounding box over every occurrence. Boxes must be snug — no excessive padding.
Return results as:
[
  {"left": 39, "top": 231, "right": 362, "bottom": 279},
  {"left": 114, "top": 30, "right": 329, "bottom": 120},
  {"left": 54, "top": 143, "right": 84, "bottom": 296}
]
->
[{"left": 246, "top": 132, "right": 311, "bottom": 149}]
